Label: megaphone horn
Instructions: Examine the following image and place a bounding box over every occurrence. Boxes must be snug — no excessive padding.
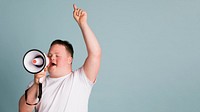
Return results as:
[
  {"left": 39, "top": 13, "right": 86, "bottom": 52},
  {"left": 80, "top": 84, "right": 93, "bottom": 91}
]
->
[{"left": 23, "top": 49, "right": 49, "bottom": 74}]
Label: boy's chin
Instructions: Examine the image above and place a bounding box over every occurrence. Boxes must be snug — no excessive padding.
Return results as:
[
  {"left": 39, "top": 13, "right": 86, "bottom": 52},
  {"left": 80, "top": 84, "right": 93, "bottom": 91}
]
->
[{"left": 48, "top": 68, "right": 56, "bottom": 74}]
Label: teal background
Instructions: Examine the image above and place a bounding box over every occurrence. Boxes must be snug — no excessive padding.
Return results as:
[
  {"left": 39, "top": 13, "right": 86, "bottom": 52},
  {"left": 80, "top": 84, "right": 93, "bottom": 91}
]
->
[{"left": 1, "top": 0, "right": 200, "bottom": 112}]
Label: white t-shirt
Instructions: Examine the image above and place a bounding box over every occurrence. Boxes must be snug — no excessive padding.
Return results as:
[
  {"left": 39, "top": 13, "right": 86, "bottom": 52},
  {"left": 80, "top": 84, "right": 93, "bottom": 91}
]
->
[{"left": 28, "top": 67, "right": 95, "bottom": 112}]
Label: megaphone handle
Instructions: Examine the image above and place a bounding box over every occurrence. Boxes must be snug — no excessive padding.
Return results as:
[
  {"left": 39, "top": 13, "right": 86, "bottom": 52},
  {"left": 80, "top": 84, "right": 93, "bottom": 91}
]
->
[{"left": 38, "top": 69, "right": 47, "bottom": 83}]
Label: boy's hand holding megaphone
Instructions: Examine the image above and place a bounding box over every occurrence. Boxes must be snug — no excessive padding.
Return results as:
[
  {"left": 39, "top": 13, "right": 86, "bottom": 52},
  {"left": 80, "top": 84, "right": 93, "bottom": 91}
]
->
[{"left": 34, "top": 67, "right": 48, "bottom": 85}]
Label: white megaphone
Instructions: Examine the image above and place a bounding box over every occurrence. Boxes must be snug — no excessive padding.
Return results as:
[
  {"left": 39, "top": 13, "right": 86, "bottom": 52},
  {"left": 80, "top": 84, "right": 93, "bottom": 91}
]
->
[{"left": 23, "top": 49, "right": 49, "bottom": 83}]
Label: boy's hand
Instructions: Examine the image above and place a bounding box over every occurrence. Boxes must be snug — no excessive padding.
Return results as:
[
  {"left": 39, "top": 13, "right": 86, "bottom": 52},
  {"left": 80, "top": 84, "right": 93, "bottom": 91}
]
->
[
  {"left": 34, "top": 67, "right": 47, "bottom": 84},
  {"left": 73, "top": 4, "right": 87, "bottom": 25}
]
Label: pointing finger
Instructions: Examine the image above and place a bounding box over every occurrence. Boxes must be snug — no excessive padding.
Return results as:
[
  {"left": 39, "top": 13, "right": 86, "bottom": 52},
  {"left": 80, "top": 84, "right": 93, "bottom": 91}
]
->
[{"left": 73, "top": 4, "right": 77, "bottom": 10}]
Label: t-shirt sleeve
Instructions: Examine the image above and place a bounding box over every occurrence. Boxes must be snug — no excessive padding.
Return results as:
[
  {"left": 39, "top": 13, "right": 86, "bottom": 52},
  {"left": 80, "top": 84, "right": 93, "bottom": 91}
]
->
[{"left": 75, "top": 67, "right": 96, "bottom": 89}]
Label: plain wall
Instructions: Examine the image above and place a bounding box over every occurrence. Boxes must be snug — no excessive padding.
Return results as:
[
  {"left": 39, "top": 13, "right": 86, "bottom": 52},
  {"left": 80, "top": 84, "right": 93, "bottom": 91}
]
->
[{"left": 0, "top": 0, "right": 200, "bottom": 112}]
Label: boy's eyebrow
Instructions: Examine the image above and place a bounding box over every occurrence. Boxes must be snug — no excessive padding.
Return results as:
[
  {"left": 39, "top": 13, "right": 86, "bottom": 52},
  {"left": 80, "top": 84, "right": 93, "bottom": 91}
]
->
[{"left": 48, "top": 52, "right": 60, "bottom": 55}]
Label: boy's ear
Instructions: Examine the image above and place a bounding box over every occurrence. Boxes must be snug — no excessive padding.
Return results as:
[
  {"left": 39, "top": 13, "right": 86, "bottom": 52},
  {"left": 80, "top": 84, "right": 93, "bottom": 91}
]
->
[{"left": 67, "top": 57, "right": 73, "bottom": 64}]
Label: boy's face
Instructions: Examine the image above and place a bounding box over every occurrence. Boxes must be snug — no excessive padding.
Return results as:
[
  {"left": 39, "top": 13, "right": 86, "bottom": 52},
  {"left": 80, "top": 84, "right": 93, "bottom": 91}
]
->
[{"left": 47, "top": 44, "right": 72, "bottom": 77}]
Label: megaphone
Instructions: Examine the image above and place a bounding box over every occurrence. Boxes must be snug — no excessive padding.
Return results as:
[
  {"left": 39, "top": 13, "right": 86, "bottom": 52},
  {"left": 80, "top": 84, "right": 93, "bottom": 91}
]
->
[
  {"left": 23, "top": 49, "right": 49, "bottom": 82},
  {"left": 23, "top": 49, "right": 49, "bottom": 102}
]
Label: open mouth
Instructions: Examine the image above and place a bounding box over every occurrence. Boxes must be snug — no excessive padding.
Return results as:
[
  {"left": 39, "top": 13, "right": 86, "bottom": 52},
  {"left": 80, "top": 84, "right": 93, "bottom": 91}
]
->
[{"left": 51, "top": 63, "right": 57, "bottom": 66}]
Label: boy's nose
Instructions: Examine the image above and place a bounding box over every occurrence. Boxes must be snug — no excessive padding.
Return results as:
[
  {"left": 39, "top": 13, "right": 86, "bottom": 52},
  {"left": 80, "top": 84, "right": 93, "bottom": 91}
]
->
[{"left": 50, "top": 55, "right": 56, "bottom": 60}]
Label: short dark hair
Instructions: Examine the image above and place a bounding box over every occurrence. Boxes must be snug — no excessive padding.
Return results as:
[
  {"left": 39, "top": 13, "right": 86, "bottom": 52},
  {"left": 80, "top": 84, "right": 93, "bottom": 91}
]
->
[{"left": 50, "top": 39, "right": 74, "bottom": 58}]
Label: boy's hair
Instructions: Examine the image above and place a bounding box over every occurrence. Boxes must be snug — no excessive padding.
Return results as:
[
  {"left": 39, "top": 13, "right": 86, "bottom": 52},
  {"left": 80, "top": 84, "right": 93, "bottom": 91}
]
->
[{"left": 50, "top": 39, "right": 74, "bottom": 58}]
